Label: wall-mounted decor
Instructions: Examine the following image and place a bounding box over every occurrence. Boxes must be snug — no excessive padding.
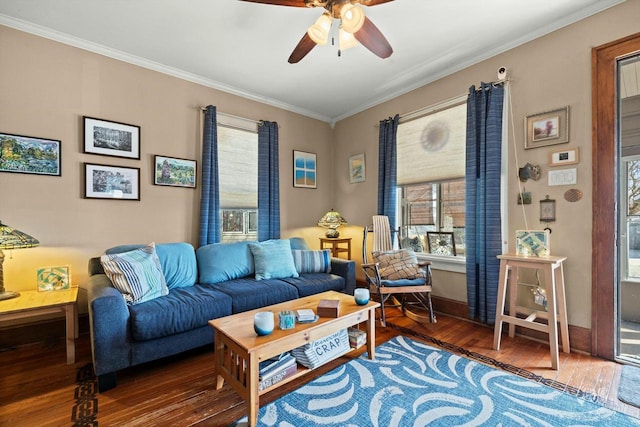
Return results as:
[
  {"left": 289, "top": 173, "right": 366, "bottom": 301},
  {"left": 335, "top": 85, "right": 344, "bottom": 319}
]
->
[
  {"left": 83, "top": 116, "right": 140, "bottom": 159},
  {"left": 549, "top": 147, "right": 579, "bottom": 166},
  {"left": 37, "top": 266, "right": 70, "bottom": 291},
  {"left": 349, "top": 153, "right": 366, "bottom": 183},
  {"left": 293, "top": 150, "right": 316, "bottom": 188},
  {"left": 524, "top": 106, "right": 569, "bottom": 149},
  {"left": 0, "top": 132, "right": 61, "bottom": 176},
  {"left": 84, "top": 163, "right": 140, "bottom": 200},
  {"left": 153, "top": 155, "right": 196, "bottom": 188},
  {"left": 540, "top": 195, "right": 556, "bottom": 222},
  {"left": 517, "top": 191, "right": 532, "bottom": 205}
]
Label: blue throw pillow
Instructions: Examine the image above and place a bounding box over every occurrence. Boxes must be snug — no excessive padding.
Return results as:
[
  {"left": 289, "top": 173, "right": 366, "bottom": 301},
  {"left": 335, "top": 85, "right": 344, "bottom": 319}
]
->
[
  {"left": 292, "top": 249, "right": 331, "bottom": 274},
  {"left": 249, "top": 240, "right": 299, "bottom": 280},
  {"left": 100, "top": 242, "right": 169, "bottom": 305}
]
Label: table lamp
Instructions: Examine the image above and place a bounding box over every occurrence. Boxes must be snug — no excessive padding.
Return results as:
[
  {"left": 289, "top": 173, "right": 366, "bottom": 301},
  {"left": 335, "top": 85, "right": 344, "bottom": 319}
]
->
[
  {"left": 0, "top": 221, "right": 39, "bottom": 301},
  {"left": 317, "top": 209, "right": 347, "bottom": 238}
]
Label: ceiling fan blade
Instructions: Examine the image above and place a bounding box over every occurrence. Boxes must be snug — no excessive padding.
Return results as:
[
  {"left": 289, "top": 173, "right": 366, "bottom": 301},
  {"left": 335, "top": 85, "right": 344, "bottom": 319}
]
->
[
  {"left": 288, "top": 32, "right": 317, "bottom": 63},
  {"left": 354, "top": 16, "right": 393, "bottom": 59},
  {"left": 238, "top": 0, "right": 308, "bottom": 7},
  {"left": 360, "top": 0, "right": 395, "bottom": 6}
]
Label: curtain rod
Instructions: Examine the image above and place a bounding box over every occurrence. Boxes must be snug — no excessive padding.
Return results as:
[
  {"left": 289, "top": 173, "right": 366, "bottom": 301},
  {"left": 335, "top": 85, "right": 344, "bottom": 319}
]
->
[{"left": 199, "top": 107, "right": 261, "bottom": 126}]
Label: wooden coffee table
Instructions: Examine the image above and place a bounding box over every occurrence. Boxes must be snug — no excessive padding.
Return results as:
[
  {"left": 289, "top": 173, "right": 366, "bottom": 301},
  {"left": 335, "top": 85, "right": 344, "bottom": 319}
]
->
[{"left": 208, "top": 290, "right": 379, "bottom": 427}]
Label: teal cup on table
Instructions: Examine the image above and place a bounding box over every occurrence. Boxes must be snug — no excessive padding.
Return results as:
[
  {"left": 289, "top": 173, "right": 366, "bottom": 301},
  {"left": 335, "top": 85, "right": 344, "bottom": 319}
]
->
[
  {"left": 354, "top": 288, "right": 370, "bottom": 305},
  {"left": 254, "top": 311, "right": 274, "bottom": 336}
]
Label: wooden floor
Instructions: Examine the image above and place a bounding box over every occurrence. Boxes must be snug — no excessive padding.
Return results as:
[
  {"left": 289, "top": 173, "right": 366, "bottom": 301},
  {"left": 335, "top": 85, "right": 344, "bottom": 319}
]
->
[{"left": 1, "top": 308, "right": 639, "bottom": 426}]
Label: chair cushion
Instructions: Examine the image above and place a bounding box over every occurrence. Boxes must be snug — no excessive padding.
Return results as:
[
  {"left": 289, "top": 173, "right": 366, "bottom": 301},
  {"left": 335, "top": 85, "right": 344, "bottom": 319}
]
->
[
  {"left": 249, "top": 239, "right": 299, "bottom": 280},
  {"left": 100, "top": 242, "right": 169, "bottom": 305},
  {"left": 372, "top": 249, "right": 423, "bottom": 280},
  {"left": 292, "top": 249, "right": 331, "bottom": 274}
]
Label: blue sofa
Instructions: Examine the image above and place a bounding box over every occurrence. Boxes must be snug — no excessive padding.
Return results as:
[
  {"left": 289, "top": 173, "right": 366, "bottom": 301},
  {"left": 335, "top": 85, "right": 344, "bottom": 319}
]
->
[{"left": 86, "top": 238, "right": 356, "bottom": 392}]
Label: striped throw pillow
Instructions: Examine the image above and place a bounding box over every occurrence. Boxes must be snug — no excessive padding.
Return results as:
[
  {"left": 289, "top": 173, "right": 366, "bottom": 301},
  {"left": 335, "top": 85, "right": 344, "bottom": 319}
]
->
[
  {"left": 100, "top": 242, "right": 169, "bottom": 305},
  {"left": 292, "top": 249, "right": 331, "bottom": 274}
]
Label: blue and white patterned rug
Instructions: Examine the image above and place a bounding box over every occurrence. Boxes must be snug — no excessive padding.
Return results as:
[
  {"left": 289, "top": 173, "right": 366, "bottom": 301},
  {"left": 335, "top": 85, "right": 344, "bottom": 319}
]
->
[{"left": 237, "top": 336, "right": 640, "bottom": 426}]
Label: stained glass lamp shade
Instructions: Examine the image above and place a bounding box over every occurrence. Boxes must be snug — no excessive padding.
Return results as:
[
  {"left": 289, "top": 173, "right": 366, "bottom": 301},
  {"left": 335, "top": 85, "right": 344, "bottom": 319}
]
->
[
  {"left": 0, "top": 221, "right": 39, "bottom": 301},
  {"left": 317, "top": 209, "right": 347, "bottom": 238}
]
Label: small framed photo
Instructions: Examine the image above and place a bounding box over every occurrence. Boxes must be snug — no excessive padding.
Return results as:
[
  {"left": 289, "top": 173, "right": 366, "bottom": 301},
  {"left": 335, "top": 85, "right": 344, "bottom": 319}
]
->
[
  {"left": 0, "top": 132, "right": 61, "bottom": 176},
  {"left": 524, "top": 106, "right": 569, "bottom": 149},
  {"left": 154, "top": 155, "right": 197, "bottom": 188},
  {"left": 293, "top": 150, "right": 316, "bottom": 188},
  {"left": 83, "top": 116, "right": 140, "bottom": 159},
  {"left": 349, "top": 153, "right": 366, "bottom": 183},
  {"left": 84, "top": 163, "right": 140, "bottom": 200},
  {"left": 37, "top": 266, "right": 70, "bottom": 291},
  {"left": 549, "top": 147, "right": 579, "bottom": 166},
  {"left": 516, "top": 230, "right": 551, "bottom": 257}
]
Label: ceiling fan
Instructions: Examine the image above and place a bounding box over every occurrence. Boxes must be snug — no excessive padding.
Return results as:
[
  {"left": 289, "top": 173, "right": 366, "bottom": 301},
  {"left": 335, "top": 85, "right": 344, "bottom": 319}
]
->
[{"left": 239, "top": 0, "right": 394, "bottom": 63}]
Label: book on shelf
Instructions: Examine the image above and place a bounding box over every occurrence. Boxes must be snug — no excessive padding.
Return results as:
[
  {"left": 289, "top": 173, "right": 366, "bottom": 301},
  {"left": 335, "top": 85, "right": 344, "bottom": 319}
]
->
[
  {"left": 259, "top": 352, "right": 295, "bottom": 380},
  {"left": 258, "top": 362, "right": 298, "bottom": 392},
  {"left": 291, "top": 329, "right": 350, "bottom": 369},
  {"left": 347, "top": 327, "right": 366, "bottom": 349}
]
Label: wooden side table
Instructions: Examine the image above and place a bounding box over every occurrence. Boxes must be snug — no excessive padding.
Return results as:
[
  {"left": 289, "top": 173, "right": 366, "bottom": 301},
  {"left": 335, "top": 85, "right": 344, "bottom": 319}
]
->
[
  {"left": 319, "top": 237, "right": 352, "bottom": 260},
  {"left": 493, "top": 254, "right": 569, "bottom": 369},
  {"left": 0, "top": 288, "right": 79, "bottom": 364}
]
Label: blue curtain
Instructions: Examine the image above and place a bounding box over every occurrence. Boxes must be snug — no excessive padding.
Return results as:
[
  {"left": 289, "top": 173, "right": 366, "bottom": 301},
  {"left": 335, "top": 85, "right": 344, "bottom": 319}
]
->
[
  {"left": 465, "top": 83, "right": 504, "bottom": 324},
  {"left": 378, "top": 114, "right": 399, "bottom": 228},
  {"left": 199, "top": 105, "right": 220, "bottom": 247},
  {"left": 258, "top": 121, "right": 280, "bottom": 241}
]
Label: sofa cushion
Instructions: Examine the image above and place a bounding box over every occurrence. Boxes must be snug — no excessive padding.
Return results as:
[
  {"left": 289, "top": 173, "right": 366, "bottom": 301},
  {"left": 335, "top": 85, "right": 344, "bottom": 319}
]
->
[
  {"left": 249, "top": 240, "right": 299, "bottom": 280},
  {"left": 101, "top": 243, "right": 169, "bottom": 305},
  {"left": 106, "top": 242, "right": 197, "bottom": 289},
  {"left": 208, "top": 278, "right": 299, "bottom": 313},
  {"left": 128, "top": 285, "right": 232, "bottom": 341},
  {"left": 289, "top": 237, "right": 311, "bottom": 250},
  {"left": 196, "top": 241, "right": 255, "bottom": 284},
  {"left": 292, "top": 249, "right": 331, "bottom": 274},
  {"left": 281, "top": 274, "right": 345, "bottom": 297}
]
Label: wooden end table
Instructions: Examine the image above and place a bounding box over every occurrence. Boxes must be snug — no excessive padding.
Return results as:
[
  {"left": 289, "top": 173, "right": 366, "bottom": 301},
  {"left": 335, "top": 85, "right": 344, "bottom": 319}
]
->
[
  {"left": 209, "top": 290, "right": 379, "bottom": 427},
  {"left": 0, "top": 288, "right": 79, "bottom": 364},
  {"left": 319, "top": 237, "right": 352, "bottom": 259}
]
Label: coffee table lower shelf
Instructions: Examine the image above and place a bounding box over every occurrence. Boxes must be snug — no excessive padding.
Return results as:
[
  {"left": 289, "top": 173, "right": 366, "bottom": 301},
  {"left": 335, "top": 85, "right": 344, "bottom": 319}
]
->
[{"left": 209, "top": 291, "right": 379, "bottom": 427}]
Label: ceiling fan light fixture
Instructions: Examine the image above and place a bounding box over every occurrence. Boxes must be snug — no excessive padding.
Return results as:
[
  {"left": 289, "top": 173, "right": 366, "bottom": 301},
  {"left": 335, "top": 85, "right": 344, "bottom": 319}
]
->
[
  {"left": 307, "top": 12, "right": 332, "bottom": 45},
  {"left": 339, "top": 27, "right": 358, "bottom": 51},
  {"left": 340, "top": 4, "right": 365, "bottom": 33}
]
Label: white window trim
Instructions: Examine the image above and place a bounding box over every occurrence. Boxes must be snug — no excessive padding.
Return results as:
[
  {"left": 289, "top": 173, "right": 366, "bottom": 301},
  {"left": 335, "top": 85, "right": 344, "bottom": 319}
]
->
[{"left": 417, "top": 253, "right": 466, "bottom": 273}]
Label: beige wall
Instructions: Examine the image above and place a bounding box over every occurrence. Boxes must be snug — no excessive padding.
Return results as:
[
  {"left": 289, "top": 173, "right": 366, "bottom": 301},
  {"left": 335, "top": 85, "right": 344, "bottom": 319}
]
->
[
  {"left": 0, "top": 26, "right": 334, "bottom": 309},
  {"left": 333, "top": 0, "right": 640, "bottom": 329},
  {"left": 1, "top": 1, "right": 639, "bottom": 330}
]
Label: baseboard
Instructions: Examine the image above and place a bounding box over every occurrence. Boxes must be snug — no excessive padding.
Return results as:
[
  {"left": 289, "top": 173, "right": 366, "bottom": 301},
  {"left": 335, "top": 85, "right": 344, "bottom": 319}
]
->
[{"left": 0, "top": 313, "right": 90, "bottom": 349}]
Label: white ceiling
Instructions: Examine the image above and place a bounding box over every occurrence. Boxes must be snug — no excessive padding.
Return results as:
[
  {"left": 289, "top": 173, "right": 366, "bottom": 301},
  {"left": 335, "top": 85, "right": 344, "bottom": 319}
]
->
[{"left": 0, "top": 0, "right": 625, "bottom": 124}]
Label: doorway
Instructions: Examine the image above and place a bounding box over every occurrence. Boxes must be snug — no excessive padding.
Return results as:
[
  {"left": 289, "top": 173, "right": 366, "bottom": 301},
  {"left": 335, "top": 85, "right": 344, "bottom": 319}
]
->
[{"left": 618, "top": 55, "right": 640, "bottom": 364}]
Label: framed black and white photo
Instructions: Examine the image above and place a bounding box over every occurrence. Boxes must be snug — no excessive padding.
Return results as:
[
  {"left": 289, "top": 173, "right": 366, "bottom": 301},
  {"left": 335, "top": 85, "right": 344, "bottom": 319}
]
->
[
  {"left": 549, "top": 147, "right": 579, "bottom": 166},
  {"left": 84, "top": 163, "right": 140, "bottom": 200},
  {"left": 524, "top": 106, "right": 569, "bottom": 149},
  {"left": 0, "top": 132, "right": 61, "bottom": 176},
  {"left": 83, "top": 116, "right": 140, "bottom": 159},
  {"left": 154, "top": 155, "right": 197, "bottom": 188}
]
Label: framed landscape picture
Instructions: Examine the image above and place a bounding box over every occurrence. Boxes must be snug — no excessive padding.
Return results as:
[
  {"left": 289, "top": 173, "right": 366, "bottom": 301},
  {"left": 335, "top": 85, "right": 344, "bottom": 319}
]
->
[
  {"left": 0, "top": 132, "right": 61, "bottom": 176},
  {"left": 84, "top": 163, "right": 140, "bottom": 200},
  {"left": 349, "top": 153, "right": 366, "bottom": 183},
  {"left": 154, "top": 155, "right": 196, "bottom": 188},
  {"left": 83, "top": 116, "right": 140, "bottom": 159},
  {"left": 293, "top": 150, "right": 316, "bottom": 188},
  {"left": 524, "top": 106, "right": 569, "bottom": 149}
]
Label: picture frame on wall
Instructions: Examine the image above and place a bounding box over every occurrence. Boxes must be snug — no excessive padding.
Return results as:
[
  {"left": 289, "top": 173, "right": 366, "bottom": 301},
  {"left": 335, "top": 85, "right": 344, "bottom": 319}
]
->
[
  {"left": 0, "top": 132, "right": 61, "bottom": 176},
  {"left": 293, "top": 150, "right": 316, "bottom": 188},
  {"left": 549, "top": 147, "right": 579, "bottom": 166},
  {"left": 524, "top": 106, "right": 569, "bottom": 149},
  {"left": 83, "top": 116, "right": 141, "bottom": 159},
  {"left": 153, "top": 155, "right": 197, "bottom": 188},
  {"left": 84, "top": 162, "right": 140, "bottom": 200},
  {"left": 349, "top": 153, "right": 366, "bottom": 183}
]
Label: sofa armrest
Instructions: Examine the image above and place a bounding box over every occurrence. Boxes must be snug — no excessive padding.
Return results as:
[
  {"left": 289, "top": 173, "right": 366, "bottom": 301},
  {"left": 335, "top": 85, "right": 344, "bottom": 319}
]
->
[
  {"left": 330, "top": 258, "right": 356, "bottom": 296},
  {"left": 87, "top": 272, "right": 132, "bottom": 377}
]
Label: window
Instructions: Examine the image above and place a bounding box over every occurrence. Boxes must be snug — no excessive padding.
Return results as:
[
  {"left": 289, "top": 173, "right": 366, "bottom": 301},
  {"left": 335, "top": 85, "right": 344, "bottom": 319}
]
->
[
  {"left": 396, "top": 98, "right": 467, "bottom": 259},
  {"left": 218, "top": 122, "right": 258, "bottom": 242}
]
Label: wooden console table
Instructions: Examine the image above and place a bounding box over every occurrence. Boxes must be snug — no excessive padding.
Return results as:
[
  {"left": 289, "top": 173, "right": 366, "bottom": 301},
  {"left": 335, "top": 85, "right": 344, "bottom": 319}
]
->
[
  {"left": 493, "top": 254, "right": 569, "bottom": 369},
  {"left": 0, "top": 288, "right": 78, "bottom": 364},
  {"left": 319, "top": 237, "right": 352, "bottom": 260}
]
